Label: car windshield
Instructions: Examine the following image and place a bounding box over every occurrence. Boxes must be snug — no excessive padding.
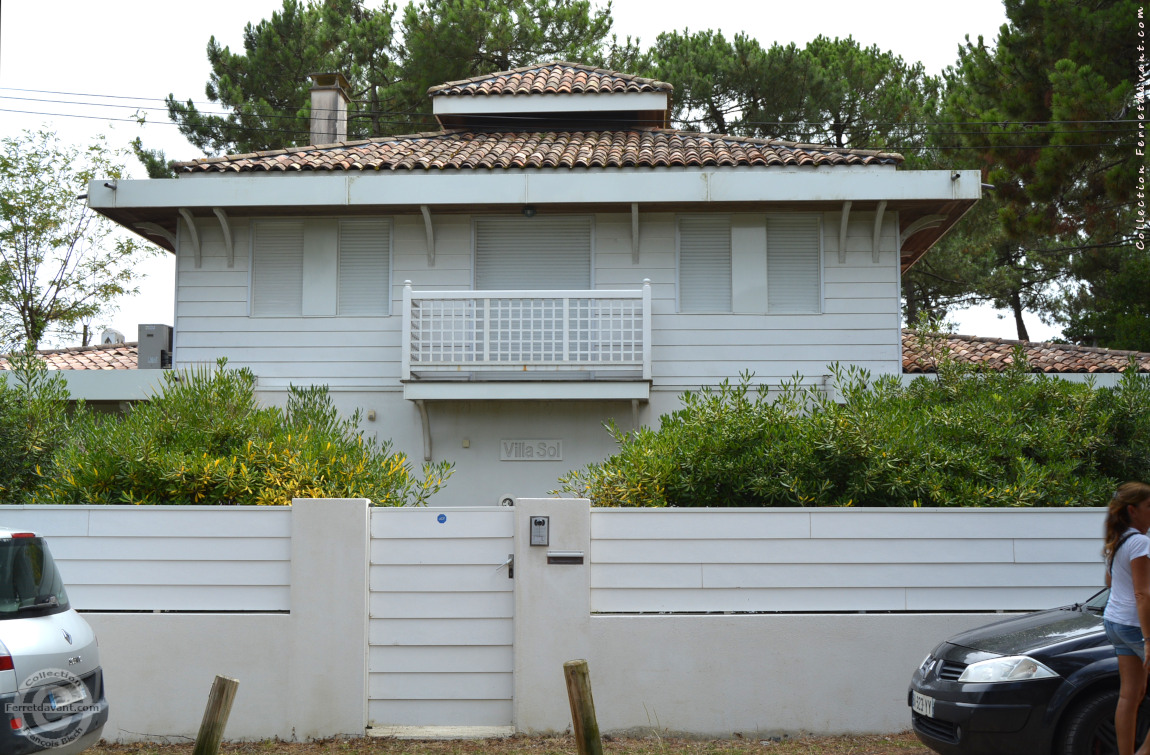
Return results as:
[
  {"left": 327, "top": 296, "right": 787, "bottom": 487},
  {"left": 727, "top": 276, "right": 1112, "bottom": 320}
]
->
[
  {"left": 0, "top": 538, "right": 70, "bottom": 618},
  {"left": 1081, "top": 588, "right": 1109, "bottom": 612}
]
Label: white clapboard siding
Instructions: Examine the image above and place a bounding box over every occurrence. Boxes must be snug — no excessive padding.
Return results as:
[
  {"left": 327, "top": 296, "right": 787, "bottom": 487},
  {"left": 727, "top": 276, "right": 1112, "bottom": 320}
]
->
[
  {"left": 0, "top": 506, "right": 291, "bottom": 611},
  {"left": 590, "top": 508, "right": 1108, "bottom": 613},
  {"left": 368, "top": 507, "right": 514, "bottom": 727},
  {"left": 174, "top": 211, "right": 902, "bottom": 394}
]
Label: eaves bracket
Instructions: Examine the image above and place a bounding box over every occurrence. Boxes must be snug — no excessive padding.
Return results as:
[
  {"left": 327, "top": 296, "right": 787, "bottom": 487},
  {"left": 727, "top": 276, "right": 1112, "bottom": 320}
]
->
[
  {"left": 837, "top": 201, "right": 852, "bottom": 264},
  {"left": 213, "top": 207, "right": 235, "bottom": 268},
  {"left": 871, "top": 200, "right": 887, "bottom": 264},
  {"left": 900, "top": 214, "right": 947, "bottom": 247},
  {"left": 631, "top": 203, "right": 640, "bottom": 264},
  {"left": 421, "top": 205, "right": 435, "bottom": 267},
  {"left": 178, "top": 209, "right": 201, "bottom": 268},
  {"left": 134, "top": 222, "right": 177, "bottom": 248}
]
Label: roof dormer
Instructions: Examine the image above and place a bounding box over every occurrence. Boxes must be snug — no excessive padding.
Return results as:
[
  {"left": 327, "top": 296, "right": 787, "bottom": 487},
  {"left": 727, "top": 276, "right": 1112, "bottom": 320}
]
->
[{"left": 428, "top": 61, "right": 673, "bottom": 130}]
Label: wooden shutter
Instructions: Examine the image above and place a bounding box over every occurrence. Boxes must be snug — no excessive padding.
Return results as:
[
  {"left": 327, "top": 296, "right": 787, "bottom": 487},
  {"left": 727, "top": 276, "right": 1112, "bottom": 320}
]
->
[
  {"left": 474, "top": 217, "right": 591, "bottom": 290},
  {"left": 678, "top": 216, "right": 731, "bottom": 312},
  {"left": 767, "top": 216, "right": 821, "bottom": 314},
  {"left": 251, "top": 221, "right": 304, "bottom": 316},
  {"left": 338, "top": 219, "right": 390, "bottom": 316}
]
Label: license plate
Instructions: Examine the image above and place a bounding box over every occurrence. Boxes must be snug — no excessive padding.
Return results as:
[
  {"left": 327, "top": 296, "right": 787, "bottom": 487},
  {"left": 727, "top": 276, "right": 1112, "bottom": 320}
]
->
[
  {"left": 48, "top": 682, "right": 87, "bottom": 711},
  {"left": 912, "top": 690, "right": 935, "bottom": 718}
]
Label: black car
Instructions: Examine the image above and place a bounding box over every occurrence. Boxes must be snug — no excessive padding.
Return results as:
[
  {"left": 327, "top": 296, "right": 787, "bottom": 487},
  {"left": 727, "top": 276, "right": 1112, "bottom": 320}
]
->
[{"left": 909, "top": 588, "right": 1150, "bottom": 755}]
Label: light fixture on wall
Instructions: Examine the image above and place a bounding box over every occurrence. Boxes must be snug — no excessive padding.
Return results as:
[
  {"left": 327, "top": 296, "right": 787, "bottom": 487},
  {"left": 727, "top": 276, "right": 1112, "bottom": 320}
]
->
[{"left": 522, "top": 205, "right": 536, "bottom": 218}]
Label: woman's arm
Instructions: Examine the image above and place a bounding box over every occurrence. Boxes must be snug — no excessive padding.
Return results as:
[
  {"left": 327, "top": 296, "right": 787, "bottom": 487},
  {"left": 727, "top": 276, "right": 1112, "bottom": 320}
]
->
[{"left": 1131, "top": 554, "right": 1150, "bottom": 669}]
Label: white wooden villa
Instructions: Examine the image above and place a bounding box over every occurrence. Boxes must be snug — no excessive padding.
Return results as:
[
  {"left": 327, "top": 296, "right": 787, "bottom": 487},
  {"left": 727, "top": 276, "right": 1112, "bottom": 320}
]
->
[{"left": 85, "top": 62, "right": 981, "bottom": 504}]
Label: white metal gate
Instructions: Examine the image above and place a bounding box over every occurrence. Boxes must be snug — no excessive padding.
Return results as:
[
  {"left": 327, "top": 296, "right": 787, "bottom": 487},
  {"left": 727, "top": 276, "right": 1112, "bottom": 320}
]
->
[{"left": 368, "top": 507, "right": 516, "bottom": 729}]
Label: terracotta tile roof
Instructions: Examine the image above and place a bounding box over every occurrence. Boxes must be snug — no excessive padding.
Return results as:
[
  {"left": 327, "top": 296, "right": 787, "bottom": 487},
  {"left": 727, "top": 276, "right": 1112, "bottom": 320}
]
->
[
  {"left": 903, "top": 331, "right": 1150, "bottom": 374},
  {"left": 0, "top": 342, "right": 138, "bottom": 371},
  {"left": 175, "top": 129, "right": 903, "bottom": 173},
  {"left": 5, "top": 334, "right": 1145, "bottom": 375},
  {"left": 427, "top": 62, "right": 673, "bottom": 97}
]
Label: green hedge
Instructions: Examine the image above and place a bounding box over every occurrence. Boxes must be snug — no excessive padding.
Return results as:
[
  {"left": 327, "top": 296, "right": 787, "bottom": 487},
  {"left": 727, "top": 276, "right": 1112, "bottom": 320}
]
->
[
  {"left": 1, "top": 358, "right": 451, "bottom": 506},
  {"left": 554, "top": 352, "right": 1150, "bottom": 508}
]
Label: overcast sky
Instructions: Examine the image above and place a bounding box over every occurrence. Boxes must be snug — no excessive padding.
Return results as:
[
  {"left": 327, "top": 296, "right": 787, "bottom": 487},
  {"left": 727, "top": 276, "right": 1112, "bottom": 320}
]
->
[{"left": 0, "top": 0, "right": 1058, "bottom": 344}]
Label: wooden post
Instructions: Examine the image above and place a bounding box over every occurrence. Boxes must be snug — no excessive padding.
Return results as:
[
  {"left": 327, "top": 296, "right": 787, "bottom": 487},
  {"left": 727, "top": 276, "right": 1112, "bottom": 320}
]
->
[
  {"left": 564, "top": 660, "right": 603, "bottom": 755},
  {"left": 192, "top": 675, "right": 239, "bottom": 755}
]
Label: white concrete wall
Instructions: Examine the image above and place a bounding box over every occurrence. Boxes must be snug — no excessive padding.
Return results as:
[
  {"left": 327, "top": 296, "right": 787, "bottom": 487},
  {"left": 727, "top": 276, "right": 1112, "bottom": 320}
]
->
[
  {"left": 0, "top": 503, "right": 1110, "bottom": 740},
  {"left": 591, "top": 507, "right": 1107, "bottom": 612},
  {"left": 512, "top": 500, "right": 1107, "bottom": 737},
  {"left": 0, "top": 506, "right": 291, "bottom": 610},
  {"left": 0, "top": 500, "right": 369, "bottom": 743}
]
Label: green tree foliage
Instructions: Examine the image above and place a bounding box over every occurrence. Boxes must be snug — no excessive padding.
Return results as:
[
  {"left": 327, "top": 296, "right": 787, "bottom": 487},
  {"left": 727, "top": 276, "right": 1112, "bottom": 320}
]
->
[
  {"left": 35, "top": 360, "right": 452, "bottom": 506},
  {"left": 942, "top": 0, "right": 1140, "bottom": 343},
  {"left": 165, "top": 0, "right": 392, "bottom": 155},
  {"left": 555, "top": 356, "right": 1150, "bottom": 508},
  {"left": 1058, "top": 244, "right": 1150, "bottom": 350},
  {"left": 947, "top": 0, "right": 1138, "bottom": 242},
  {"left": 160, "top": 0, "right": 613, "bottom": 157},
  {"left": 396, "top": 0, "right": 613, "bottom": 115},
  {"left": 0, "top": 130, "right": 159, "bottom": 350},
  {"left": 644, "top": 32, "right": 941, "bottom": 155},
  {"left": 0, "top": 352, "right": 71, "bottom": 503}
]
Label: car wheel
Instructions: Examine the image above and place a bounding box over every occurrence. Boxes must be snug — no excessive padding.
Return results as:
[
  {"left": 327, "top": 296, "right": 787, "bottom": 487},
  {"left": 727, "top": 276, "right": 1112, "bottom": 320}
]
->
[{"left": 1059, "top": 688, "right": 1150, "bottom": 755}]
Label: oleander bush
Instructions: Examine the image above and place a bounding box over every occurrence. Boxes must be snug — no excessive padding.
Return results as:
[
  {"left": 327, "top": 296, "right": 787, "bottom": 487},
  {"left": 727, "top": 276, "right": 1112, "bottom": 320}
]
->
[
  {"left": 23, "top": 359, "right": 452, "bottom": 506},
  {"left": 0, "top": 351, "right": 71, "bottom": 502},
  {"left": 554, "top": 350, "right": 1150, "bottom": 508}
]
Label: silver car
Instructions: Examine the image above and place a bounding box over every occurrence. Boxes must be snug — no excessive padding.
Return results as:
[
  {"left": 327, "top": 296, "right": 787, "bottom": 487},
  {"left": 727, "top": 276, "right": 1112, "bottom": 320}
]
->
[{"left": 0, "top": 528, "right": 108, "bottom": 754}]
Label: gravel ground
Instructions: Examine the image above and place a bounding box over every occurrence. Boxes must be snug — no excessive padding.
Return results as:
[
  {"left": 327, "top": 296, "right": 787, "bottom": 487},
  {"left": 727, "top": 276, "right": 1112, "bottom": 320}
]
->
[{"left": 88, "top": 731, "right": 935, "bottom": 755}]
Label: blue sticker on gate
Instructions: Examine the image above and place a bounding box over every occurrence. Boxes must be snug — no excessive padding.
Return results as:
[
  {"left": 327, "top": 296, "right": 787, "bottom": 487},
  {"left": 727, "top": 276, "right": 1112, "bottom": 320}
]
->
[{"left": 437, "top": 514, "right": 447, "bottom": 524}]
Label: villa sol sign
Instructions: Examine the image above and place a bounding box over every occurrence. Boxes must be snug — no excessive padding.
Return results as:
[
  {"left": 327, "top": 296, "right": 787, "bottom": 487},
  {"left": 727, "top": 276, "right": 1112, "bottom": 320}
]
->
[{"left": 500, "top": 439, "right": 563, "bottom": 461}]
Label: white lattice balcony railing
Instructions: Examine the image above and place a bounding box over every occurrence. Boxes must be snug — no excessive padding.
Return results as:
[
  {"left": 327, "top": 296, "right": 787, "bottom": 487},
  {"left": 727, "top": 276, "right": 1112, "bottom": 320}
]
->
[{"left": 402, "top": 281, "right": 652, "bottom": 383}]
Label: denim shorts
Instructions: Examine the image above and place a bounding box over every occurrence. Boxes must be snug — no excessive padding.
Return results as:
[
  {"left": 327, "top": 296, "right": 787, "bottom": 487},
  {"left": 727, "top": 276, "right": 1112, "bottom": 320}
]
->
[{"left": 1104, "top": 619, "right": 1146, "bottom": 660}]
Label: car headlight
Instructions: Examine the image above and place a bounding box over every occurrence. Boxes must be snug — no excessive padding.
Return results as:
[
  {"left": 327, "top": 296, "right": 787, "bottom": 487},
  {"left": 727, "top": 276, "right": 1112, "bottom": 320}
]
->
[{"left": 957, "top": 655, "right": 1058, "bottom": 683}]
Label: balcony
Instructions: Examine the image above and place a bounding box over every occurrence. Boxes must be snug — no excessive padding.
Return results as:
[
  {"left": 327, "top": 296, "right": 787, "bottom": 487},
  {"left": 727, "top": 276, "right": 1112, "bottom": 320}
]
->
[{"left": 401, "top": 281, "right": 651, "bottom": 400}]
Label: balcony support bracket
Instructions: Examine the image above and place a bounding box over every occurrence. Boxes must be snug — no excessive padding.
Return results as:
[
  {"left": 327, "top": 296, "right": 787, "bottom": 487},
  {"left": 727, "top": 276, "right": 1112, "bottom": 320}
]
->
[{"left": 415, "top": 399, "right": 432, "bottom": 462}]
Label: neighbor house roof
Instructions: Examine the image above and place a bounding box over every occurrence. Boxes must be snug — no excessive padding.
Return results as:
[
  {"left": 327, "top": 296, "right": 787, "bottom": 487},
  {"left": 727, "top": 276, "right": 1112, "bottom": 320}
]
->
[
  {"left": 9, "top": 335, "right": 1147, "bottom": 374},
  {"left": 903, "top": 331, "right": 1150, "bottom": 374},
  {"left": 174, "top": 129, "right": 903, "bottom": 174},
  {"left": 0, "top": 342, "right": 138, "bottom": 371},
  {"left": 427, "top": 62, "right": 673, "bottom": 97}
]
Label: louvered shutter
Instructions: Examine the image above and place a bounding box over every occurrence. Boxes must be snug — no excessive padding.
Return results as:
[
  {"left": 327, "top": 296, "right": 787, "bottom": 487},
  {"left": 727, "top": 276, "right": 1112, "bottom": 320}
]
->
[
  {"left": 251, "top": 221, "right": 304, "bottom": 316},
  {"left": 338, "top": 219, "right": 390, "bottom": 316},
  {"left": 678, "top": 216, "right": 731, "bottom": 312},
  {"left": 767, "top": 216, "right": 821, "bottom": 314},
  {"left": 474, "top": 217, "right": 591, "bottom": 290}
]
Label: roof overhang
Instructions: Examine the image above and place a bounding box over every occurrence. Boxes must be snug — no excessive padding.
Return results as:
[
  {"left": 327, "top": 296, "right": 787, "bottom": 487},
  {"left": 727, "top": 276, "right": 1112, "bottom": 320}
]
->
[
  {"left": 432, "top": 90, "right": 669, "bottom": 117},
  {"left": 89, "top": 167, "right": 979, "bottom": 272}
]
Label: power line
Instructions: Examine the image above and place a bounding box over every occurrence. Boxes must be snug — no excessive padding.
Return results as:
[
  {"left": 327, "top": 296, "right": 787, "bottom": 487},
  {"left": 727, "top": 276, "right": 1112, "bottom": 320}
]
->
[{"left": 1, "top": 86, "right": 1141, "bottom": 129}]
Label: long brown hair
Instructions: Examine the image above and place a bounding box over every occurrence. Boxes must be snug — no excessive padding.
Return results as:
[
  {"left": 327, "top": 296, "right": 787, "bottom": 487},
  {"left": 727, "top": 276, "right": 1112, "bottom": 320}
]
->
[{"left": 1104, "top": 482, "right": 1150, "bottom": 565}]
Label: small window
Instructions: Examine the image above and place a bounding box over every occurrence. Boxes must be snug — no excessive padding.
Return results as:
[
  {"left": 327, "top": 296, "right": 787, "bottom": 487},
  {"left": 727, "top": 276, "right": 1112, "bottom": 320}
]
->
[
  {"left": 474, "top": 216, "right": 592, "bottom": 290},
  {"left": 338, "top": 219, "right": 390, "bottom": 316},
  {"left": 677, "top": 216, "right": 731, "bottom": 312},
  {"left": 251, "top": 220, "right": 304, "bottom": 316},
  {"left": 250, "top": 218, "right": 391, "bottom": 317},
  {"left": 767, "top": 216, "right": 821, "bottom": 314}
]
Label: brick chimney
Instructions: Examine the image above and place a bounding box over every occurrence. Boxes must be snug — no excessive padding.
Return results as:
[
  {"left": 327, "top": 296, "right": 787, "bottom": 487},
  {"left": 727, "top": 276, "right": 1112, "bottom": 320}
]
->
[{"left": 309, "top": 72, "right": 350, "bottom": 145}]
